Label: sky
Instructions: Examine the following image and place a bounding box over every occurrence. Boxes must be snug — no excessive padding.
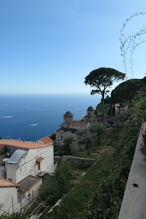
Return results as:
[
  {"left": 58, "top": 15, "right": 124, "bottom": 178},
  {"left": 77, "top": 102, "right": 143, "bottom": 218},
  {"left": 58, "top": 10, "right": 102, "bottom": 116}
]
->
[{"left": 0, "top": 0, "right": 146, "bottom": 94}]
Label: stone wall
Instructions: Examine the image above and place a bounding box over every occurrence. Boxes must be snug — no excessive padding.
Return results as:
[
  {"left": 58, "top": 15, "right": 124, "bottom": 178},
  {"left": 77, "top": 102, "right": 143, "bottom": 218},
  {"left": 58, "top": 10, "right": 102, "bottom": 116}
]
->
[{"left": 55, "top": 155, "right": 95, "bottom": 165}]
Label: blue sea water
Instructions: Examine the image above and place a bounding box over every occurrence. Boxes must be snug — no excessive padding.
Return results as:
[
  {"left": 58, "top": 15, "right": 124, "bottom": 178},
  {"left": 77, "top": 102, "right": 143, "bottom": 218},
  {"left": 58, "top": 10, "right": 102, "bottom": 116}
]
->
[{"left": 0, "top": 94, "right": 100, "bottom": 140}]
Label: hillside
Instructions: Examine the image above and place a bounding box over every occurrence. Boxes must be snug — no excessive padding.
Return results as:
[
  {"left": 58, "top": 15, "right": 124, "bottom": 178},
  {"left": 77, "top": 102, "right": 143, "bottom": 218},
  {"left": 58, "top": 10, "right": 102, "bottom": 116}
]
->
[
  {"left": 48, "top": 81, "right": 146, "bottom": 218},
  {"left": 1, "top": 78, "right": 146, "bottom": 219}
]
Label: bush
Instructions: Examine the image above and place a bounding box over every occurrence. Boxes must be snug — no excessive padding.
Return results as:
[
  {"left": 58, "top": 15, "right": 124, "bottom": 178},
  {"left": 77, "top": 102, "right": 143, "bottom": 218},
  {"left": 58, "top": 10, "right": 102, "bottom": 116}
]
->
[
  {"left": 38, "top": 161, "right": 74, "bottom": 205},
  {"left": 54, "top": 137, "right": 74, "bottom": 156}
]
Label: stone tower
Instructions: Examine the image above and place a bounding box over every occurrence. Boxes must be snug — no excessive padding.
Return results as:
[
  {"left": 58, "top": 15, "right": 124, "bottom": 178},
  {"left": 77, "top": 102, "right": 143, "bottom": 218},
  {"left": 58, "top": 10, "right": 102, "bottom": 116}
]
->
[
  {"left": 87, "top": 106, "right": 97, "bottom": 123},
  {"left": 87, "top": 106, "right": 94, "bottom": 117},
  {"left": 63, "top": 111, "right": 73, "bottom": 127}
]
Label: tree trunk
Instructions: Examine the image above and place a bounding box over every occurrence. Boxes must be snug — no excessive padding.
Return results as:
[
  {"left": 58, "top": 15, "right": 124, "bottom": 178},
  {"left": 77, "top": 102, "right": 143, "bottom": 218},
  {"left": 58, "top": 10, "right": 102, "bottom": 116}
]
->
[{"left": 101, "top": 92, "right": 105, "bottom": 122}]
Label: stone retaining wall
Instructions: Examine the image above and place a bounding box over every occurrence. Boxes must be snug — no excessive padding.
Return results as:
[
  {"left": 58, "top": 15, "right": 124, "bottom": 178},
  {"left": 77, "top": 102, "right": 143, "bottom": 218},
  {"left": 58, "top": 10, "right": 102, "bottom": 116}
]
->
[{"left": 55, "top": 155, "right": 95, "bottom": 165}]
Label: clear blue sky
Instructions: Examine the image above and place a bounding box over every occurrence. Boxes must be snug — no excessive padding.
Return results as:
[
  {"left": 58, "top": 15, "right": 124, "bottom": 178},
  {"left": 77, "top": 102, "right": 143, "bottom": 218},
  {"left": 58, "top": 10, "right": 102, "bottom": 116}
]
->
[{"left": 0, "top": 0, "right": 146, "bottom": 94}]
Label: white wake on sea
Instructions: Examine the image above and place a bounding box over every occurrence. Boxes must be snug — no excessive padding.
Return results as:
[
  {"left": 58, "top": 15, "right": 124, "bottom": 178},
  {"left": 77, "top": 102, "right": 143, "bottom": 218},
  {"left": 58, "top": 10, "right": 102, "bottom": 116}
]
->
[
  {"left": 30, "top": 123, "right": 39, "bottom": 127},
  {"left": 0, "top": 116, "right": 14, "bottom": 119}
]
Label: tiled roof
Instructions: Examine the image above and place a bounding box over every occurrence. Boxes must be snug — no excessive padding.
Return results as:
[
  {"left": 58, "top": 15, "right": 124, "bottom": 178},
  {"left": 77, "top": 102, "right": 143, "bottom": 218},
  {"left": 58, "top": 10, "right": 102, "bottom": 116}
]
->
[
  {"left": 64, "top": 111, "right": 73, "bottom": 116},
  {"left": 0, "top": 139, "right": 50, "bottom": 149},
  {"left": 70, "top": 120, "right": 89, "bottom": 127},
  {"left": 39, "top": 136, "right": 53, "bottom": 144},
  {"left": 0, "top": 178, "right": 19, "bottom": 187}
]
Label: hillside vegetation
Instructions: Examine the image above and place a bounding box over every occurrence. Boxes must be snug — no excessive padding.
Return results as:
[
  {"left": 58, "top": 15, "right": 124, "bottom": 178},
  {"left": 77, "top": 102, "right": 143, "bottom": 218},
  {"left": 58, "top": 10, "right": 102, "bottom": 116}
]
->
[{"left": 48, "top": 81, "right": 146, "bottom": 218}]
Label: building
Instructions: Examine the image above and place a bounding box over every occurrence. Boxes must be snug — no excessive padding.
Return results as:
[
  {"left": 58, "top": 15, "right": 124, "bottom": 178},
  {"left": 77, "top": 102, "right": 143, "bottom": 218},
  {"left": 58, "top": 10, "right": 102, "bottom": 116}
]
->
[
  {"left": 0, "top": 138, "right": 54, "bottom": 183},
  {"left": 56, "top": 106, "right": 97, "bottom": 145},
  {"left": 38, "top": 136, "right": 53, "bottom": 144},
  {"left": 0, "top": 178, "right": 19, "bottom": 214},
  {"left": 0, "top": 136, "right": 54, "bottom": 214}
]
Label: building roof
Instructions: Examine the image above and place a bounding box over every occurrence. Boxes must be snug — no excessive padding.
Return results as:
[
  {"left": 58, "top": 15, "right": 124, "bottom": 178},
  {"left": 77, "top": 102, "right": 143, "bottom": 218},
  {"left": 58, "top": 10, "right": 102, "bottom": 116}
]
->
[
  {"left": 18, "top": 175, "right": 41, "bottom": 194},
  {"left": 70, "top": 120, "right": 89, "bottom": 127},
  {"left": 0, "top": 178, "right": 19, "bottom": 187},
  {"left": 39, "top": 136, "right": 53, "bottom": 144},
  {"left": 0, "top": 139, "right": 51, "bottom": 149},
  {"left": 7, "top": 149, "right": 27, "bottom": 164},
  {"left": 87, "top": 106, "right": 94, "bottom": 111},
  {"left": 64, "top": 111, "right": 73, "bottom": 117}
]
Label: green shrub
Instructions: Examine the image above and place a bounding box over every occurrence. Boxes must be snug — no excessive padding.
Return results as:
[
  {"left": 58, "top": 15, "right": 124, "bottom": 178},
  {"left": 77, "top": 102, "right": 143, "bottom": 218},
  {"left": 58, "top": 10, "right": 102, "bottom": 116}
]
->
[{"left": 38, "top": 161, "right": 73, "bottom": 205}]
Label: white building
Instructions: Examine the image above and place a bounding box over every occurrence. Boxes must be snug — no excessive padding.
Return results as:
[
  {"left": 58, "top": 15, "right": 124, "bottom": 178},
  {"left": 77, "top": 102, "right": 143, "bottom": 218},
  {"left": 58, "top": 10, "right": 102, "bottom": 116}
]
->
[
  {"left": 0, "top": 137, "right": 54, "bottom": 214},
  {"left": 0, "top": 178, "right": 19, "bottom": 214},
  {"left": 0, "top": 138, "right": 54, "bottom": 183}
]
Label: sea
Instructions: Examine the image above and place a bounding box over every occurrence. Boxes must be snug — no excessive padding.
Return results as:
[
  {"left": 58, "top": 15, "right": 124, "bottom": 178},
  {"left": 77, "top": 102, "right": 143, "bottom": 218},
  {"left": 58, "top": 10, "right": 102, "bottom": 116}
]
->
[{"left": 0, "top": 94, "right": 100, "bottom": 141}]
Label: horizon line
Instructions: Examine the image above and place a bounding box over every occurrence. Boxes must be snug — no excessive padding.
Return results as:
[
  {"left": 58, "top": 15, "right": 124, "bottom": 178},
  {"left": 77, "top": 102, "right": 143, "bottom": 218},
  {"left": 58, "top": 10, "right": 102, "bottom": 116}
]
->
[{"left": 0, "top": 93, "right": 98, "bottom": 95}]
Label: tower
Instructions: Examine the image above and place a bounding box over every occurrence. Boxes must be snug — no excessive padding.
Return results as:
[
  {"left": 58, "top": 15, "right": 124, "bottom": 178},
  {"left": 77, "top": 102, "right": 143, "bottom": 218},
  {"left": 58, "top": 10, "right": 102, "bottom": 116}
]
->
[
  {"left": 63, "top": 111, "right": 73, "bottom": 127},
  {"left": 87, "top": 106, "right": 97, "bottom": 123},
  {"left": 87, "top": 106, "right": 94, "bottom": 117}
]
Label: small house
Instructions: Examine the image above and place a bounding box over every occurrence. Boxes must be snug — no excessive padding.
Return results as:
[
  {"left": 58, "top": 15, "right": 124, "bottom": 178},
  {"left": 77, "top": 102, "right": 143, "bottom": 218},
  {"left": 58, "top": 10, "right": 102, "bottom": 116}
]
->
[
  {"left": 0, "top": 138, "right": 54, "bottom": 183},
  {"left": 0, "top": 178, "right": 19, "bottom": 214}
]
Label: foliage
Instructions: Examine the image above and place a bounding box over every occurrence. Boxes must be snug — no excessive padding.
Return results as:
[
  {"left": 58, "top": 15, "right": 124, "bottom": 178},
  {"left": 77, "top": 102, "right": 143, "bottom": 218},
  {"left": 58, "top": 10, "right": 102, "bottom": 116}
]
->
[
  {"left": 89, "top": 123, "right": 105, "bottom": 144},
  {"left": 70, "top": 124, "right": 106, "bottom": 156},
  {"left": 0, "top": 213, "right": 26, "bottom": 219},
  {"left": 50, "top": 158, "right": 103, "bottom": 219},
  {"left": 89, "top": 93, "right": 146, "bottom": 218},
  {"left": 0, "top": 149, "right": 5, "bottom": 155},
  {"left": 84, "top": 67, "right": 125, "bottom": 121},
  {"left": 111, "top": 78, "right": 142, "bottom": 103},
  {"left": 63, "top": 137, "right": 74, "bottom": 155},
  {"left": 49, "top": 133, "right": 56, "bottom": 140},
  {"left": 54, "top": 137, "right": 74, "bottom": 156},
  {"left": 49, "top": 91, "right": 146, "bottom": 219},
  {"left": 0, "top": 146, "right": 9, "bottom": 155},
  {"left": 38, "top": 161, "right": 74, "bottom": 205},
  {"left": 142, "top": 76, "right": 146, "bottom": 84},
  {"left": 70, "top": 133, "right": 95, "bottom": 156},
  {"left": 70, "top": 123, "right": 106, "bottom": 156},
  {"left": 72, "top": 160, "right": 91, "bottom": 170}
]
